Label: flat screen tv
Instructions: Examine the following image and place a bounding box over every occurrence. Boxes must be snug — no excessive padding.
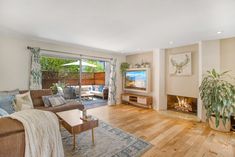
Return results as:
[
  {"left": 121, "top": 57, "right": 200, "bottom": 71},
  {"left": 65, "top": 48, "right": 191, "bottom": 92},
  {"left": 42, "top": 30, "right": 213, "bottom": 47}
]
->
[{"left": 124, "top": 68, "right": 150, "bottom": 93}]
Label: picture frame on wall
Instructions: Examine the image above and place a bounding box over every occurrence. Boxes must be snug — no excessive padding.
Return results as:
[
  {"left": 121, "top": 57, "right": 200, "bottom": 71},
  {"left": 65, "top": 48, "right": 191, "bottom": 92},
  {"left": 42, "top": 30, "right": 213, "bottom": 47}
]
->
[{"left": 169, "top": 52, "right": 192, "bottom": 76}]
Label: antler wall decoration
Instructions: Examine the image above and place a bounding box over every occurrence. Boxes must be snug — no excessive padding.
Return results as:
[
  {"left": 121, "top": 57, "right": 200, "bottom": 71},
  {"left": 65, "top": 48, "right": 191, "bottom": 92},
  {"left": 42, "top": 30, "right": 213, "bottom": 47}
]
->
[
  {"left": 169, "top": 52, "right": 192, "bottom": 76},
  {"left": 171, "top": 54, "right": 189, "bottom": 74}
]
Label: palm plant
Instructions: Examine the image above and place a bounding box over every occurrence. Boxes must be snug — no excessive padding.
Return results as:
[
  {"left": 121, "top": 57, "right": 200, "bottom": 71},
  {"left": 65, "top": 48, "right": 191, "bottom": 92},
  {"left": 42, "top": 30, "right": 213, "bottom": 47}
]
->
[{"left": 199, "top": 69, "right": 235, "bottom": 128}]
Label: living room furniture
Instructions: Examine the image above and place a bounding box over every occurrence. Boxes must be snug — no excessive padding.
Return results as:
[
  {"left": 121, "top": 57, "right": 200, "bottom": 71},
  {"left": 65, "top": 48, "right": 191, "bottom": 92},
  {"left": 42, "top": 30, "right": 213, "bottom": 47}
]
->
[
  {"left": 81, "top": 93, "right": 95, "bottom": 100},
  {"left": 0, "top": 89, "right": 85, "bottom": 157},
  {"left": 90, "top": 86, "right": 109, "bottom": 99},
  {"left": 20, "top": 89, "right": 84, "bottom": 112},
  {"left": 72, "top": 85, "right": 109, "bottom": 99},
  {"left": 56, "top": 109, "right": 99, "bottom": 149},
  {"left": 121, "top": 93, "right": 153, "bottom": 108},
  {"left": 0, "top": 117, "right": 25, "bottom": 157}
]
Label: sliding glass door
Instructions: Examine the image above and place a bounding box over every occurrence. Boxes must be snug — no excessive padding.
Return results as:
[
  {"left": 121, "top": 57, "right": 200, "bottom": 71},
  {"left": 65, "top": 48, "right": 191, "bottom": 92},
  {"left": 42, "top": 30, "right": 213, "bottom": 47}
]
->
[{"left": 40, "top": 55, "right": 108, "bottom": 109}]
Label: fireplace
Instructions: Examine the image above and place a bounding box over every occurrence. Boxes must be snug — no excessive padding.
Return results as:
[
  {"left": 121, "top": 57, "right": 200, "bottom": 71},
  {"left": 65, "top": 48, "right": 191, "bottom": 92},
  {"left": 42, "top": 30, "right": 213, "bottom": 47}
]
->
[{"left": 167, "top": 95, "right": 197, "bottom": 115}]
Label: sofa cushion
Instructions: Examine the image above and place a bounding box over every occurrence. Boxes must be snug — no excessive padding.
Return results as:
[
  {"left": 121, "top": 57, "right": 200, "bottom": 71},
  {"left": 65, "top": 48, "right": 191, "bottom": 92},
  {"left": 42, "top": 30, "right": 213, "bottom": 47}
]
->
[
  {"left": 0, "top": 95, "right": 15, "bottom": 114},
  {"left": 98, "top": 85, "right": 104, "bottom": 92},
  {"left": 81, "top": 86, "right": 91, "bottom": 92},
  {"left": 36, "top": 101, "right": 84, "bottom": 113},
  {"left": 63, "top": 87, "right": 76, "bottom": 99},
  {"left": 15, "top": 92, "right": 34, "bottom": 111},
  {"left": 20, "top": 89, "right": 53, "bottom": 107},
  {"left": 90, "top": 91, "right": 103, "bottom": 97},
  {"left": 42, "top": 95, "right": 52, "bottom": 107},
  {"left": 48, "top": 95, "right": 66, "bottom": 107},
  {"left": 92, "top": 85, "right": 99, "bottom": 91},
  {"left": 0, "top": 108, "right": 9, "bottom": 117}
]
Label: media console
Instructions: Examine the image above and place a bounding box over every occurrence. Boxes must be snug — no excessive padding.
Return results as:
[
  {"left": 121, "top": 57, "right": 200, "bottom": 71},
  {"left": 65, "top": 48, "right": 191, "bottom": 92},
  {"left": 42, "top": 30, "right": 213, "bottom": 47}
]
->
[{"left": 121, "top": 93, "right": 153, "bottom": 108}]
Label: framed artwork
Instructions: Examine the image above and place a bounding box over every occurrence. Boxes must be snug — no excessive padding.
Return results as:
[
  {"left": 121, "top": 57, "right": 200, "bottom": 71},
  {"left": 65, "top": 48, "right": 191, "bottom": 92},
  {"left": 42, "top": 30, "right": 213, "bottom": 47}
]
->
[{"left": 169, "top": 52, "right": 192, "bottom": 76}]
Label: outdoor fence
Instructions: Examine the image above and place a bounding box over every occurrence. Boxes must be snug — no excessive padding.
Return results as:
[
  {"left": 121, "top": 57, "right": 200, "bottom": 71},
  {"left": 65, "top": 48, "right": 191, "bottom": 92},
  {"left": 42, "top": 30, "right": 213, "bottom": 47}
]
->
[{"left": 42, "top": 71, "right": 105, "bottom": 88}]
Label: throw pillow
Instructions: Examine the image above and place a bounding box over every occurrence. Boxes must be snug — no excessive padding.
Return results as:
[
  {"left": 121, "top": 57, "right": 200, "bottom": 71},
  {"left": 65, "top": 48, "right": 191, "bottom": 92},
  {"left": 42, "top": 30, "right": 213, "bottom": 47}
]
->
[
  {"left": 42, "top": 95, "right": 53, "bottom": 107},
  {"left": 21, "top": 104, "right": 34, "bottom": 110},
  {"left": 0, "top": 108, "right": 9, "bottom": 117},
  {"left": 94, "top": 85, "right": 99, "bottom": 91},
  {"left": 63, "top": 87, "right": 76, "bottom": 99},
  {"left": 48, "top": 95, "right": 66, "bottom": 107},
  {"left": 0, "top": 95, "right": 15, "bottom": 114},
  {"left": 15, "top": 92, "right": 34, "bottom": 111},
  {"left": 98, "top": 85, "right": 104, "bottom": 92}
]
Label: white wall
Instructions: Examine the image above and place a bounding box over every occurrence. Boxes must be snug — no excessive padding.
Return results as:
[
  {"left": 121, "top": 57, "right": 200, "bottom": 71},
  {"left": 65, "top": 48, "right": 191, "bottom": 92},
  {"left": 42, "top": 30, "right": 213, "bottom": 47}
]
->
[
  {"left": 0, "top": 32, "right": 126, "bottom": 103},
  {"left": 153, "top": 49, "right": 166, "bottom": 110},
  {"left": 220, "top": 37, "right": 235, "bottom": 82},
  {"left": 198, "top": 40, "right": 220, "bottom": 121}
]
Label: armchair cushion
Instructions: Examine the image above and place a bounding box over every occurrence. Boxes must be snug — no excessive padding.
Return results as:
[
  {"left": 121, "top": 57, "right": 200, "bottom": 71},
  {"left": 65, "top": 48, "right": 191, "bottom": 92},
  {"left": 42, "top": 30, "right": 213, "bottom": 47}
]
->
[{"left": 0, "top": 95, "right": 15, "bottom": 114}]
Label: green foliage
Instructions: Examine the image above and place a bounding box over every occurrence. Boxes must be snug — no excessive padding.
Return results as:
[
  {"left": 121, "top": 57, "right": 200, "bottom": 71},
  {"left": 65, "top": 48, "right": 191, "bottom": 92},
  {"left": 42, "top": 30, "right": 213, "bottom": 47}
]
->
[
  {"left": 40, "top": 56, "right": 78, "bottom": 72},
  {"left": 199, "top": 69, "right": 235, "bottom": 128},
  {"left": 83, "top": 60, "right": 105, "bottom": 72},
  {"left": 40, "top": 56, "right": 105, "bottom": 73},
  {"left": 120, "top": 62, "right": 130, "bottom": 74}
]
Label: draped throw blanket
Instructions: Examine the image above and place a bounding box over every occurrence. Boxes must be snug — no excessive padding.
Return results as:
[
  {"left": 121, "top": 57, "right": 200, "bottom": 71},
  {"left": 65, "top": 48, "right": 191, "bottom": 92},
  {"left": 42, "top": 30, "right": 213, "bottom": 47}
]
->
[
  {"left": 29, "top": 47, "right": 42, "bottom": 90},
  {"left": 9, "top": 110, "right": 64, "bottom": 157},
  {"left": 108, "top": 58, "right": 117, "bottom": 105}
]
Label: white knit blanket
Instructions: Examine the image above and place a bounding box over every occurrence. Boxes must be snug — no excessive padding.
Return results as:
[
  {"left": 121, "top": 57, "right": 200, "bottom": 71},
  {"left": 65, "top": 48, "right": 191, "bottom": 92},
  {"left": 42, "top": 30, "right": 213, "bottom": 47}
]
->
[{"left": 9, "top": 109, "right": 64, "bottom": 157}]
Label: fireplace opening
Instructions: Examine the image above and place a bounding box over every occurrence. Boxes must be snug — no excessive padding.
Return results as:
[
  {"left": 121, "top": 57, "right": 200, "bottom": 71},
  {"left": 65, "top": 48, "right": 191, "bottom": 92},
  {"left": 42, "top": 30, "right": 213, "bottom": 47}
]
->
[{"left": 167, "top": 95, "right": 197, "bottom": 115}]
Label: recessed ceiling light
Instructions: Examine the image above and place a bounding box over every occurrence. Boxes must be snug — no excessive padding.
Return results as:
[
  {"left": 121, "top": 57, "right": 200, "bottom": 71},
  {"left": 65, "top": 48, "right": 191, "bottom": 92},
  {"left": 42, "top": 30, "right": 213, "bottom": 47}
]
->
[
  {"left": 169, "top": 41, "right": 174, "bottom": 45},
  {"left": 217, "top": 31, "right": 223, "bottom": 34}
]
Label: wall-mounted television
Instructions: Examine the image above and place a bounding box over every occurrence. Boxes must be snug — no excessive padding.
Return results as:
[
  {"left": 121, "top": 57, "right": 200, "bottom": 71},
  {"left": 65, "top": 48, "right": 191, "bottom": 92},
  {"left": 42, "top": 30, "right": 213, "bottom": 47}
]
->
[{"left": 123, "top": 68, "right": 150, "bottom": 93}]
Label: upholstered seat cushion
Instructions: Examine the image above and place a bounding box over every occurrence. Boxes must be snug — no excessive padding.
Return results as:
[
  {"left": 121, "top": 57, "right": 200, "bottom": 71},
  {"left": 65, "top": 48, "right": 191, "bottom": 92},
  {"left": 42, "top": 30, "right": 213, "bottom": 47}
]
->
[
  {"left": 35, "top": 101, "right": 84, "bottom": 113},
  {"left": 90, "top": 91, "right": 103, "bottom": 97}
]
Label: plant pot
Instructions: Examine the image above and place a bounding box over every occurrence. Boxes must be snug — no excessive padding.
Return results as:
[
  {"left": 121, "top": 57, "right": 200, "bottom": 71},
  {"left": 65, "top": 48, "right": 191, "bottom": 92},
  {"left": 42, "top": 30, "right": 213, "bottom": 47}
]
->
[{"left": 209, "top": 116, "right": 231, "bottom": 132}]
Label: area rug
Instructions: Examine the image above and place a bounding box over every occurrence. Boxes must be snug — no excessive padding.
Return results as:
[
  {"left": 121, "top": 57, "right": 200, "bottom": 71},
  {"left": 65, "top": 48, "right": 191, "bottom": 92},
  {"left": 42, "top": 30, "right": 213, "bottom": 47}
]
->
[
  {"left": 61, "top": 121, "right": 152, "bottom": 157},
  {"left": 82, "top": 98, "right": 107, "bottom": 109}
]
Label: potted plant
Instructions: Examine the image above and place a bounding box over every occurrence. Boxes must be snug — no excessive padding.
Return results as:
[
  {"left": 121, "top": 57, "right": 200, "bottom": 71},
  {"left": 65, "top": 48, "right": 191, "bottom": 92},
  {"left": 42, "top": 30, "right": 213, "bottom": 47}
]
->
[
  {"left": 50, "top": 82, "right": 66, "bottom": 94},
  {"left": 199, "top": 69, "right": 235, "bottom": 132},
  {"left": 120, "top": 62, "right": 130, "bottom": 75}
]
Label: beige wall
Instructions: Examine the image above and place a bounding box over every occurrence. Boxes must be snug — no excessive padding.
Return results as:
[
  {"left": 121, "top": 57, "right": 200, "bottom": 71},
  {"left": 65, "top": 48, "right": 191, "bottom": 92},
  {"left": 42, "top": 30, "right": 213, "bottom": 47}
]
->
[
  {"left": 126, "top": 52, "right": 153, "bottom": 67},
  {"left": 126, "top": 52, "right": 153, "bottom": 96},
  {"left": 220, "top": 37, "right": 235, "bottom": 79},
  {"left": 165, "top": 44, "right": 199, "bottom": 98},
  {"left": 0, "top": 32, "right": 126, "bottom": 103}
]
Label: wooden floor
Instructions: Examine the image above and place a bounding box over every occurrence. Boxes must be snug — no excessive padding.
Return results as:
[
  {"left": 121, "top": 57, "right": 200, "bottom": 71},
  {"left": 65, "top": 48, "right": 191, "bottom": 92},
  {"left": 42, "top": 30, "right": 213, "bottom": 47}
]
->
[{"left": 88, "top": 104, "right": 235, "bottom": 157}]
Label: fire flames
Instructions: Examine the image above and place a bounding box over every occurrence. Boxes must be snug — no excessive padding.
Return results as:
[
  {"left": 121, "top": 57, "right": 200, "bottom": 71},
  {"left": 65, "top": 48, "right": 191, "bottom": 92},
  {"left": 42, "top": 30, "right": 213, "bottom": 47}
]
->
[{"left": 174, "top": 96, "right": 193, "bottom": 112}]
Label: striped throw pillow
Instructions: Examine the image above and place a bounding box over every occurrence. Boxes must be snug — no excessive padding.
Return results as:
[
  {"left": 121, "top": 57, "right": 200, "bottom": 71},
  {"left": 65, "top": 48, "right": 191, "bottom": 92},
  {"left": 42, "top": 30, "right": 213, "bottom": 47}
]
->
[{"left": 48, "top": 95, "right": 66, "bottom": 107}]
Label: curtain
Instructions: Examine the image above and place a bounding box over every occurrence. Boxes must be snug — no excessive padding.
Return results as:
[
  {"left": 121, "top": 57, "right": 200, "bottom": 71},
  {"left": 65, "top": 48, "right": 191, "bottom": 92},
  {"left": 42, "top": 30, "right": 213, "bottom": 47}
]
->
[
  {"left": 108, "top": 58, "right": 117, "bottom": 105},
  {"left": 29, "top": 47, "right": 42, "bottom": 90}
]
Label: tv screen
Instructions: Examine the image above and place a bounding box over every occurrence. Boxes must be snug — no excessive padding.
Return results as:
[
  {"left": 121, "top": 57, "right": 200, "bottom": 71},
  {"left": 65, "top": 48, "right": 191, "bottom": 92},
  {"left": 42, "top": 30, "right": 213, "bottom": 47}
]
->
[{"left": 124, "top": 70, "right": 147, "bottom": 90}]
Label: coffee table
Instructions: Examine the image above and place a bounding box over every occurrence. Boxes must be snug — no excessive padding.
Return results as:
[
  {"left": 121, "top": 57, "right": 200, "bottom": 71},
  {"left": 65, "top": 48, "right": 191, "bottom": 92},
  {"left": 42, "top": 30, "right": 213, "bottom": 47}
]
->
[
  {"left": 81, "top": 93, "right": 94, "bottom": 100},
  {"left": 56, "top": 109, "right": 98, "bottom": 149}
]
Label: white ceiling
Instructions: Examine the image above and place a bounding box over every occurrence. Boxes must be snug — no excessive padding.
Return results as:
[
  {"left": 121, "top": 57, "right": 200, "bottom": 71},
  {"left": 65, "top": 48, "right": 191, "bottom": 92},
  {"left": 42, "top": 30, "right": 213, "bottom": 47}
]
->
[{"left": 0, "top": 0, "right": 235, "bottom": 53}]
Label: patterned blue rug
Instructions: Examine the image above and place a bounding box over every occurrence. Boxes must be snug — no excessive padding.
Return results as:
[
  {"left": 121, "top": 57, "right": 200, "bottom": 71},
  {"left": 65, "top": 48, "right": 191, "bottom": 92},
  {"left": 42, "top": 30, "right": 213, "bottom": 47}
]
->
[
  {"left": 62, "top": 121, "right": 152, "bottom": 157},
  {"left": 82, "top": 98, "right": 107, "bottom": 109}
]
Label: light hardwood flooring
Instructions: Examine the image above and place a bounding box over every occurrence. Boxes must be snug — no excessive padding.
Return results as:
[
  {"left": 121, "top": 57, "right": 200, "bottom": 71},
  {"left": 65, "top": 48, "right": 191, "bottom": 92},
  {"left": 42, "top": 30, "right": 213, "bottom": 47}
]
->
[{"left": 88, "top": 104, "right": 235, "bottom": 157}]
